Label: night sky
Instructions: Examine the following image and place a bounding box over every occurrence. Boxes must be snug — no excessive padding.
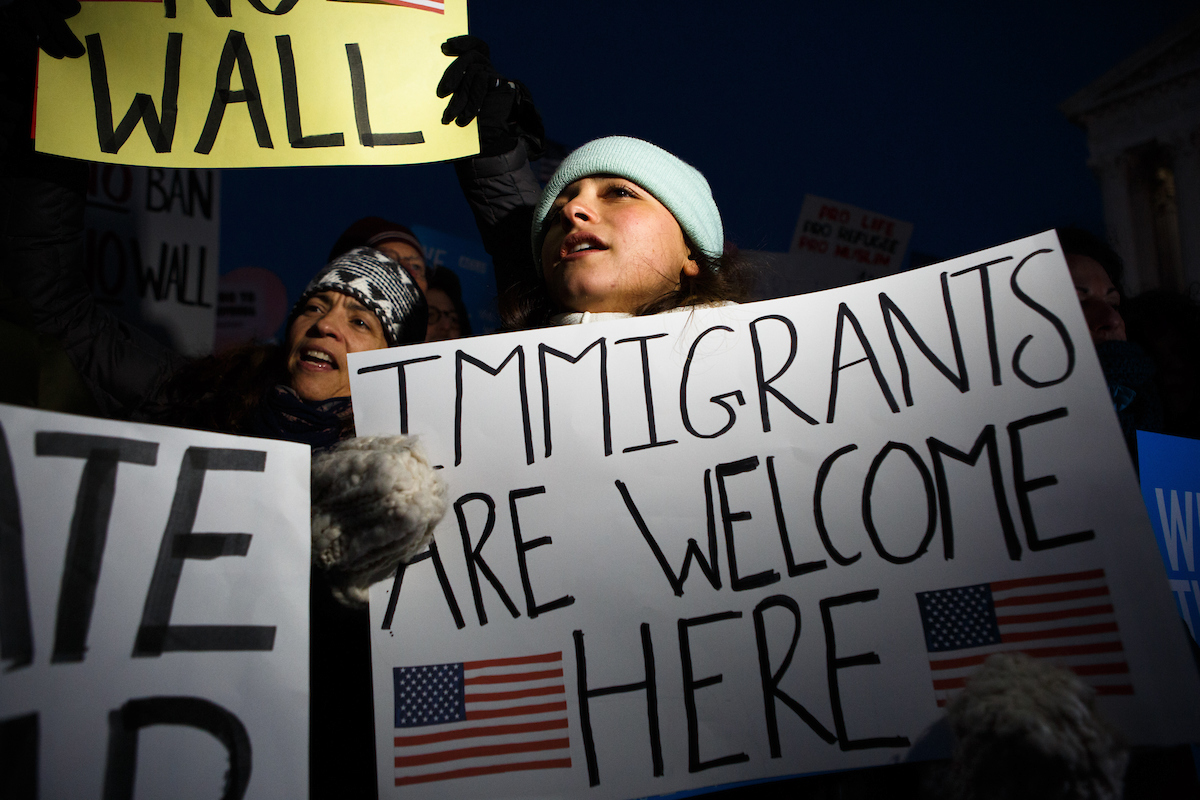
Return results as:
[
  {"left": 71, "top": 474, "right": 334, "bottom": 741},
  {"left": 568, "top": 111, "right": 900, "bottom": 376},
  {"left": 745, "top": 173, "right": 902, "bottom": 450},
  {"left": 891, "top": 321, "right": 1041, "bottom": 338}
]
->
[{"left": 220, "top": 0, "right": 1196, "bottom": 302}]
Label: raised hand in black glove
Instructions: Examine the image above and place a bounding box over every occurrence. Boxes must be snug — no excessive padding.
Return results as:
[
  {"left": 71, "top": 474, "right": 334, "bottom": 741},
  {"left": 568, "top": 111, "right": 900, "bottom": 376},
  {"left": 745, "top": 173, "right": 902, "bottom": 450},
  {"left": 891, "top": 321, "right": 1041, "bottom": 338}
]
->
[
  {"left": 2, "top": 0, "right": 85, "bottom": 59},
  {"left": 437, "top": 35, "right": 545, "bottom": 159}
]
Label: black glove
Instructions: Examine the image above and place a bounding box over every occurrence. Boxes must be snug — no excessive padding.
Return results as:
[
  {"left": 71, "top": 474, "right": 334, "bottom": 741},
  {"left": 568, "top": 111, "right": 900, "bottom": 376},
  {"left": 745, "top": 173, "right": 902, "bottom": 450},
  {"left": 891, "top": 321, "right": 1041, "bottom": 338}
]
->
[
  {"left": 2, "top": 0, "right": 85, "bottom": 60},
  {"left": 438, "top": 35, "right": 546, "bottom": 160}
]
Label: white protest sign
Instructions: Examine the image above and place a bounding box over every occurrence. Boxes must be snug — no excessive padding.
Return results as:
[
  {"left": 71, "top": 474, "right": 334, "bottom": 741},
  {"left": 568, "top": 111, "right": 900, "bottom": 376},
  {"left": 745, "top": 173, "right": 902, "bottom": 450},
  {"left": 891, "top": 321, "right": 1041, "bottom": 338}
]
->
[
  {"left": 349, "top": 232, "right": 1200, "bottom": 800},
  {"left": 0, "top": 404, "right": 310, "bottom": 798},
  {"left": 755, "top": 195, "right": 914, "bottom": 300},
  {"left": 85, "top": 164, "right": 220, "bottom": 355}
]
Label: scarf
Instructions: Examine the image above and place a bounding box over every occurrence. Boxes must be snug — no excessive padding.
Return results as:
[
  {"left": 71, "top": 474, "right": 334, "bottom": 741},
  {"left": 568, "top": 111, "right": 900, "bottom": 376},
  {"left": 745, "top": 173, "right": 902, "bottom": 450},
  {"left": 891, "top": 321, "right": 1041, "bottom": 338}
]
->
[{"left": 249, "top": 385, "right": 354, "bottom": 453}]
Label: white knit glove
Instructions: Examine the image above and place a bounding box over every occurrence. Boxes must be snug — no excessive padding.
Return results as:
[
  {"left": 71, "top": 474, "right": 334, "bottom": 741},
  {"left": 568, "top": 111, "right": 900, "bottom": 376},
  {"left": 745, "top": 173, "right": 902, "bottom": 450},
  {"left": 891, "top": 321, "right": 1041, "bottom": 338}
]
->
[{"left": 311, "top": 435, "right": 448, "bottom": 607}]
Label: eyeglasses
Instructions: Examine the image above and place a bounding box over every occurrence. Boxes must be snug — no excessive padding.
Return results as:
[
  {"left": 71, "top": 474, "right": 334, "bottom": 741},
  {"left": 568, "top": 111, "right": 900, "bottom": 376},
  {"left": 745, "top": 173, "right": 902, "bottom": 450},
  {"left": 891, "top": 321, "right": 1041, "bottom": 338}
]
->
[
  {"left": 394, "top": 257, "right": 426, "bottom": 275},
  {"left": 428, "top": 307, "right": 460, "bottom": 326}
]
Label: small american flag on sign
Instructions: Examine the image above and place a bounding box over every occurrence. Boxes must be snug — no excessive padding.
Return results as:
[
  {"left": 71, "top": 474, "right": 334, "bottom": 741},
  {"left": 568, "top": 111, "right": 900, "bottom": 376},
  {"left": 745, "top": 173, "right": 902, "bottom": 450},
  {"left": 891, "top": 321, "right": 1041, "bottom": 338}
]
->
[
  {"left": 329, "top": 0, "right": 445, "bottom": 13},
  {"left": 916, "top": 568, "right": 1132, "bottom": 707},
  {"left": 392, "top": 651, "right": 571, "bottom": 787}
]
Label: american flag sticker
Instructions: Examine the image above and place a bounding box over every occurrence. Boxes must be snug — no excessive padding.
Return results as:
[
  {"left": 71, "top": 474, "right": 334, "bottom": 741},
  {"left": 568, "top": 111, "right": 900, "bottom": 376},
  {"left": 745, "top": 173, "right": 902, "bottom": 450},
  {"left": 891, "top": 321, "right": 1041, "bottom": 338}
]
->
[
  {"left": 916, "top": 568, "right": 1132, "bottom": 707},
  {"left": 392, "top": 651, "right": 572, "bottom": 786},
  {"left": 328, "top": 0, "right": 445, "bottom": 13}
]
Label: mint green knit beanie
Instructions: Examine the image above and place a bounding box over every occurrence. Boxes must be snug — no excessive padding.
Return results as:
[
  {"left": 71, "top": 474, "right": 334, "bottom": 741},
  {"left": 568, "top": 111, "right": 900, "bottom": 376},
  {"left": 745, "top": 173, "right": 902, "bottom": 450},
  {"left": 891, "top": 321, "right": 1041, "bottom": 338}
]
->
[{"left": 531, "top": 136, "right": 724, "bottom": 267}]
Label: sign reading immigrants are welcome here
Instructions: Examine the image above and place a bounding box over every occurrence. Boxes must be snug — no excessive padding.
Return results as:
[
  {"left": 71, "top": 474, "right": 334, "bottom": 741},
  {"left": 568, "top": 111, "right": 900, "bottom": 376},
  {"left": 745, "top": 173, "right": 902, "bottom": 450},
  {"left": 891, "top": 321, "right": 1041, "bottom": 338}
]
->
[{"left": 350, "top": 232, "right": 1200, "bottom": 799}]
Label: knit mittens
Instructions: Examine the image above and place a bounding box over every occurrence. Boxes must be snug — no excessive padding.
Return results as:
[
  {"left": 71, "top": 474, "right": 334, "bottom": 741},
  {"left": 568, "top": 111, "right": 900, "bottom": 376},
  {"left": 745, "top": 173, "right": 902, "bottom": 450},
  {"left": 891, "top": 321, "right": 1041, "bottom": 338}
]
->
[{"left": 311, "top": 435, "right": 448, "bottom": 607}]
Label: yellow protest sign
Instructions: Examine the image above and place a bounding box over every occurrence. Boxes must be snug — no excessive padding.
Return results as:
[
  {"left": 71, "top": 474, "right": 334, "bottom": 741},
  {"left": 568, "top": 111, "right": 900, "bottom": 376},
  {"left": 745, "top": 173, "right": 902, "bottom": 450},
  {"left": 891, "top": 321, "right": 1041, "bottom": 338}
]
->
[{"left": 35, "top": 0, "right": 478, "bottom": 168}]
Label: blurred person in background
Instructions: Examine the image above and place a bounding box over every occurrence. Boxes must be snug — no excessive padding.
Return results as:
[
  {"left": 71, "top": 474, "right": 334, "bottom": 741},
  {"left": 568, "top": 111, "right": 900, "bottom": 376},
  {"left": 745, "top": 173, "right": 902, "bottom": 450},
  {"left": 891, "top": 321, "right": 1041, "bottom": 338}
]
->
[
  {"left": 425, "top": 265, "right": 470, "bottom": 341},
  {"left": 329, "top": 216, "right": 430, "bottom": 292},
  {"left": 1059, "top": 227, "right": 1161, "bottom": 461}
]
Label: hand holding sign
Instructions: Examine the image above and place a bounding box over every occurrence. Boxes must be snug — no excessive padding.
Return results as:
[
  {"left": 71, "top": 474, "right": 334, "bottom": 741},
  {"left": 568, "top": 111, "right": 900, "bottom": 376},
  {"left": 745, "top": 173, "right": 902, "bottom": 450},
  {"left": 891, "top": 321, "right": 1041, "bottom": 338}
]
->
[
  {"left": 34, "top": 0, "right": 478, "bottom": 167},
  {"left": 4, "top": 0, "right": 84, "bottom": 59},
  {"left": 437, "top": 35, "right": 545, "bottom": 159},
  {"left": 0, "top": 403, "right": 310, "bottom": 799}
]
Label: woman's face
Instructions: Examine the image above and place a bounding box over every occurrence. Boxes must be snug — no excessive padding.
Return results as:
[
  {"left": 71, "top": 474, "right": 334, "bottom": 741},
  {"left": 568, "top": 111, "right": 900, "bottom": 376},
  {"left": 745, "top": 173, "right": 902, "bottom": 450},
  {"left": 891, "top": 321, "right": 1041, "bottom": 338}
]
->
[
  {"left": 286, "top": 290, "right": 388, "bottom": 401},
  {"left": 540, "top": 176, "right": 699, "bottom": 314},
  {"left": 375, "top": 240, "right": 428, "bottom": 292},
  {"left": 1067, "top": 254, "right": 1125, "bottom": 344},
  {"left": 425, "top": 288, "right": 462, "bottom": 342}
]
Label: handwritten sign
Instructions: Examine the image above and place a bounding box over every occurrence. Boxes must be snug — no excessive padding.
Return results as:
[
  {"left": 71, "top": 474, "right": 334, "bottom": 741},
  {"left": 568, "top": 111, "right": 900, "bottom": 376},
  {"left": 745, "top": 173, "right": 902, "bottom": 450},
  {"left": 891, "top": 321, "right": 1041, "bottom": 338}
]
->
[
  {"left": 85, "top": 163, "right": 220, "bottom": 355},
  {"left": 349, "top": 232, "right": 1200, "bottom": 799},
  {"left": 1137, "top": 430, "right": 1200, "bottom": 643},
  {"left": 35, "top": 0, "right": 476, "bottom": 168},
  {"left": 0, "top": 404, "right": 310, "bottom": 798}
]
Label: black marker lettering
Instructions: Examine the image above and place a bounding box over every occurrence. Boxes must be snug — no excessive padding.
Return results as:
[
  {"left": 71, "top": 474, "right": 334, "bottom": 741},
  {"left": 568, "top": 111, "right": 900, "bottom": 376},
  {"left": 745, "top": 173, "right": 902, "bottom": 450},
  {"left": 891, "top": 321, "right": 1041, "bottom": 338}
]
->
[
  {"left": 750, "top": 314, "right": 819, "bottom": 432},
  {"left": 455, "top": 347, "right": 533, "bottom": 467},
  {"left": 510, "top": 487, "right": 574, "bottom": 618},
  {"left": 0, "top": 424, "right": 33, "bottom": 669},
  {"left": 383, "top": 542, "right": 464, "bottom": 631},
  {"left": 86, "top": 32, "right": 181, "bottom": 154},
  {"left": 927, "top": 426, "right": 1021, "bottom": 560},
  {"left": 275, "top": 36, "right": 344, "bottom": 148},
  {"left": 616, "top": 479, "right": 720, "bottom": 596},
  {"left": 345, "top": 44, "right": 425, "bottom": 147},
  {"left": 820, "top": 590, "right": 910, "bottom": 750},
  {"left": 813, "top": 445, "right": 861, "bottom": 567},
  {"left": 766, "top": 456, "right": 827, "bottom": 578},
  {"left": 1010, "top": 249, "right": 1076, "bottom": 388},
  {"left": 879, "top": 275, "right": 968, "bottom": 407},
  {"left": 950, "top": 256, "right": 1011, "bottom": 386},
  {"left": 862, "top": 442, "right": 937, "bottom": 564},
  {"left": 827, "top": 303, "right": 899, "bottom": 424},
  {"left": 680, "top": 325, "right": 744, "bottom": 439},
  {"left": 1007, "top": 408, "right": 1094, "bottom": 550},
  {"left": 34, "top": 433, "right": 159, "bottom": 663},
  {"left": 753, "top": 595, "right": 837, "bottom": 757},
  {"left": 616, "top": 334, "right": 678, "bottom": 453},
  {"left": 715, "top": 457, "right": 780, "bottom": 591},
  {"left": 249, "top": 0, "right": 299, "bottom": 12},
  {"left": 133, "top": 448, "right": 274, "bottom": 657},
  {"left": 538, "top": 339, "right": 610, "bottom": 458},
  {"left": 0, "top": 712, "right": 38, "bottom": 796},
  {"left": 195, "top": 31, "right": 274, "bottom": 154},
  {"left": 357, "top": 355, "right": 441, "bottom": 435},
  {"left": 102, "top": 697, "right": 250, "bottom": 800},
  {"left": 453, "top": 493, "right": 519, "bottom": 625},
  {"left": 679, "top": 611, "right": 749, "bottom": 772},
  {"left": 574, "top": 624, "right": 662, "bottom": 787}
]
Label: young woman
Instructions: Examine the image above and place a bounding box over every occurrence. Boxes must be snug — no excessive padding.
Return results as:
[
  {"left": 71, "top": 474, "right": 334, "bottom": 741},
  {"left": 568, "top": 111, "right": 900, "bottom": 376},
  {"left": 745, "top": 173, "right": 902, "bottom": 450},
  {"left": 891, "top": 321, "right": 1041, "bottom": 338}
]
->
[
  {"left": 437, "top": 43, "right": 750, "bottom": 325},
  {"left": 523, "top": 135, "right": 751, "bottom": 325},
  {"left": 457, "top": 134, "right": 752, "bottom": 328}
]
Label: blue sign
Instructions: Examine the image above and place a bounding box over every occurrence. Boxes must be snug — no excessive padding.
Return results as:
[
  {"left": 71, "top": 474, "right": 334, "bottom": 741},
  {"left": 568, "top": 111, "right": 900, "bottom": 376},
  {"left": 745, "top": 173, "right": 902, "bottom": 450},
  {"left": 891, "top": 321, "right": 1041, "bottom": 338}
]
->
[
  {"left": 411, "top": 225, "right": 500, "bottom": 335},
  {"left": 1137, "top": 430, "right": 1200, "bottom": 643}
]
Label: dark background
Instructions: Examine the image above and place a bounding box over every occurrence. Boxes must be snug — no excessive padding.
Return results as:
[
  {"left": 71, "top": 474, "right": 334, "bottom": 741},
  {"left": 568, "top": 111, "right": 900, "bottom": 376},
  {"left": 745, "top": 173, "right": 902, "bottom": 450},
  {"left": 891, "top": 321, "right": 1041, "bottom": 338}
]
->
[{"left": 220, "top": 0, "right": 1197, "bottom": 298}]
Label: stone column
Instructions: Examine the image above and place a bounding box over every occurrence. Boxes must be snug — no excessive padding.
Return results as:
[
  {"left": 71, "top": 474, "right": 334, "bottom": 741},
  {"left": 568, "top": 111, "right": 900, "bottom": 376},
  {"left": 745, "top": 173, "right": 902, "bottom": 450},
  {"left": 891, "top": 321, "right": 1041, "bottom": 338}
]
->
[
  {"left": 1091, "top": 150, "right": 1145, "bottom": 294},
  {"left": 1169, "top": 129, "right": 1200, "bottom": 292}
]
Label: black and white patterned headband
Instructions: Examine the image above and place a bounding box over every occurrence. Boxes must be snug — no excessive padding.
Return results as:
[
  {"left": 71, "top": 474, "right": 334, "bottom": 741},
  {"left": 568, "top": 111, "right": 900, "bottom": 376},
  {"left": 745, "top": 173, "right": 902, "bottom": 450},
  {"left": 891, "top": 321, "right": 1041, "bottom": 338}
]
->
[{"left": 290, "top": 247, "right": 427, "bottom": 347}]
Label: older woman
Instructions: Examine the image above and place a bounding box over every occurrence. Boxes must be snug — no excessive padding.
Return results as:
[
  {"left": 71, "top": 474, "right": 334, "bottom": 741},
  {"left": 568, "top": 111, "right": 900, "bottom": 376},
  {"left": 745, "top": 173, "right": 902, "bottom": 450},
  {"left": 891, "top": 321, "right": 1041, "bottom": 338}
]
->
[{"left": 3, "top": 155, "right": 439, "bottom": 799}]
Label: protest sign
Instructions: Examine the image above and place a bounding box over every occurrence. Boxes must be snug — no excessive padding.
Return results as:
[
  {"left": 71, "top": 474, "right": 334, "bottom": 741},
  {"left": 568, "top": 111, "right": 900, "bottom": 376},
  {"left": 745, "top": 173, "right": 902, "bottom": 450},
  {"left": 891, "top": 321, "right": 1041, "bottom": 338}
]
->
[
  {"left": 35, "top": 0, "right": 476, "bottom": 168},
  {"left": 85, "top": 163, "right": 220, "bottom": 355},
  {"left": 215, "top": 266, "right": 290, "bottom": 350},
  {"left": 1137, "top": 430, "right": 1200, "bottom": 643},
  {"left": 349, "top": 231, "right": 1200, "bottom": 799},
  {"left": 755, "top": 196, "right": 914, "bottom": 301},
  {"left": 0, "top": 404, "right": 310, "bottom": 798}
]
